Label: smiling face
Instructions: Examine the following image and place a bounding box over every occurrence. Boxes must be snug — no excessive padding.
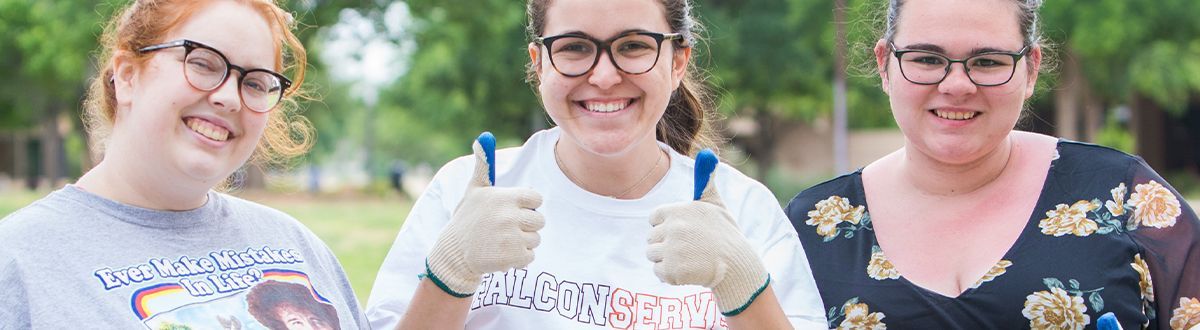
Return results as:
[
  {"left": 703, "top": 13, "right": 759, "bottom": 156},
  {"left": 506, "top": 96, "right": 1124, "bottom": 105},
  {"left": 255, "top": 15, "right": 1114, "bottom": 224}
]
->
[
  {"left": 110, "top": 0, "right": 276, "bottom": 188},
  {"left": 875, "top": 0, "right": 1041, "bottom": 165},
  {"left": 276, "top": 304, "right": 335, "bottom": 330},
  {"left": 530, "top": 0, "right": 690, "bottom": 157}
]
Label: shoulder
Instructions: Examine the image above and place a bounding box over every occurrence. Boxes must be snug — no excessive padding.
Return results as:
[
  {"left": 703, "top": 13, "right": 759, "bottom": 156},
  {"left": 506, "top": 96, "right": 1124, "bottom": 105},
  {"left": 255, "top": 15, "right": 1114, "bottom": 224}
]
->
[
  {"left": 783, "top": 171, "right": 862, "bottom": 218},
  {"left": 1054, "top": 138, "right": 1143, "bottom": 173},
  {"left": 215, "top": 193, "right": 318, "bottom": 237},
  {"left": 219, "top": 193, "right": 298, "bottom": 222},
  {"left": 0, "top": 190, "right": 82, "bottom": 245}
]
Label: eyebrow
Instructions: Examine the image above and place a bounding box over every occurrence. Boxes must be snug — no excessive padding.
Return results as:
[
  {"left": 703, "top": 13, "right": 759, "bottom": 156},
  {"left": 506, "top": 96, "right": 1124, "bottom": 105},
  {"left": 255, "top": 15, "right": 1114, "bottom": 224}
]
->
[
  {"left": 557, "top": 28, "right": 653, "bottom": 39},
  {"left": 899, "top": 43, "right": 1020, "bottom": 55}
]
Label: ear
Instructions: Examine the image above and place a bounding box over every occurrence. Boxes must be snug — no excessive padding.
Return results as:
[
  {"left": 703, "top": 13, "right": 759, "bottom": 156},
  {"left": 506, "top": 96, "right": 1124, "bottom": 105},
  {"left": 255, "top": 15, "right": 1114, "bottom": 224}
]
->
[
  {"left": 670, "top": 46, "right": 692, "bottom": 90},
  {"left": 1023, "top": 46, "right": 1042, "bottom": 99},
  {"left": 873, "top": 39, "right": 891, "bottom": 95},
  {"left": 528, "top": 42, "right": 542, "bottom": 75},
  {"left": 111, "top": 51, "right": 140, "bottom": 110}
]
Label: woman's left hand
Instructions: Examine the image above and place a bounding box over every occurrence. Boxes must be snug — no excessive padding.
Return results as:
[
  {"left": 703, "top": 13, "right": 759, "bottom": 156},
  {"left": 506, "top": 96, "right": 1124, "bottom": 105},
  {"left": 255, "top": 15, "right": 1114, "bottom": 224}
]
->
[{"left": 646, "top": 153, "right": 770, "bottom": 316}]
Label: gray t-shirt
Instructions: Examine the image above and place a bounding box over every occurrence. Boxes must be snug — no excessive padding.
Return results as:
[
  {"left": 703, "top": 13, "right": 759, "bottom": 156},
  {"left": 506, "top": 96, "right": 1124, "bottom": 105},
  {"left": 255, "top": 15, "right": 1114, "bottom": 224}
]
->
[{"left": 0, "top": 185, "right": 367, "bottom": 329}]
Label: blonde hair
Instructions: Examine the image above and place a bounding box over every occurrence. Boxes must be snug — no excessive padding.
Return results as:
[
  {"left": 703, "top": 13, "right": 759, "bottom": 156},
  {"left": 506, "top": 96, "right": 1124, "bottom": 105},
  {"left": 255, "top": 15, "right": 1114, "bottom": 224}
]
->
[{"left": 83, "top": 0, "right": 313, "bottom": 166}]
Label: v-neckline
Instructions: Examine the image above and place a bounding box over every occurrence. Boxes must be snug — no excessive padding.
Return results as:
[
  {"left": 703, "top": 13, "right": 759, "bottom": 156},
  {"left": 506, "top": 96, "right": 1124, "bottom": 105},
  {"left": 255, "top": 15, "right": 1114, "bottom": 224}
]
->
[{"left": 855, "top": 140, "right": 1063, "bottom": 300}]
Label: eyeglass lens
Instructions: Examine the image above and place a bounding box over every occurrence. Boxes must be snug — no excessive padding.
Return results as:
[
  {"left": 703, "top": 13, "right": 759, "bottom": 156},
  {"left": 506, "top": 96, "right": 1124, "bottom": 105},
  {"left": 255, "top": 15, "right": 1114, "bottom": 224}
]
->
[
  {"left": 897, "top": 51, "right": 1019, "bottom": 86},
  {"left": 548, "top": 34, "right": 664, "bottom": 76},
  {"left": 183, "top": 47, "right": 285, "bottom": 112}
]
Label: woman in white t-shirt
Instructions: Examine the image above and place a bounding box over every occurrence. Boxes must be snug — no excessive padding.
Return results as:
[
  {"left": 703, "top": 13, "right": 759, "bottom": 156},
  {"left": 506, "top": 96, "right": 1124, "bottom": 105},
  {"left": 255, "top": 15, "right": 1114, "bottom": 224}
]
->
[{"left": 365, "top": 0, "right": 825, "bottom": 328}]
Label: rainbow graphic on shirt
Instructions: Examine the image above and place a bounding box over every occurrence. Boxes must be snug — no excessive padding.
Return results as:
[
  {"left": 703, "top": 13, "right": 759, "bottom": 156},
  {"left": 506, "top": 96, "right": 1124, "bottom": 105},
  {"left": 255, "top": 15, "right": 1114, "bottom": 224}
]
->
[
  {"left": 130, "top": 283, "right": 190, "bottom": 320},
  {"left": 260, "top": 268, "right": 332, "bottom": 303},
  {"left": 129, "top": 268, "right": 329, "bottom": 321}
]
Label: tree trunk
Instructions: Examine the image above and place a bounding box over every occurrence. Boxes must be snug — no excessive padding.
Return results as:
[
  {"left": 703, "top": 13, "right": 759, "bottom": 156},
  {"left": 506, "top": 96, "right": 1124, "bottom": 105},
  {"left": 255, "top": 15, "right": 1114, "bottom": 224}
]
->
[
  {"left": 752, "top": 108, "right": 781, "bottom": 181},
  {"left": 1054, "top": 49, "right": 1083, "bottom": 140},
  {"left": 72, "top": 96, "right": 95, "bottom": 174},
  {"left": 832, "top": 0, "right": 849, "bottom": 174},
  {"left": 13, "top": 132, "right": 30, "bottom": 189},
  {"left": 39, "top": 101, "right": 64, "bottom": 189},
  {"left": 1081, "top": 89, "right": 1103, "bottom": 142},
  {"left": 1130, "top": 93, "right": 1167, "bottom": 170}
]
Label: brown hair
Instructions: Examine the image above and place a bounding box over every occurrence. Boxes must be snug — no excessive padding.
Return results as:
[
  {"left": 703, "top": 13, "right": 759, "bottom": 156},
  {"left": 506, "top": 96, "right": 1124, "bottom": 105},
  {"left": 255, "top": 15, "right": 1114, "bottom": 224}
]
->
[
  {"left": 245, "top": 280, "right": 341, "bottom": 330},
  {"left": 877, "top": 0, "right": 1053, "bottom": 74},
  {"left": 83, "top": 0, "right": 313, "bottom": 166},
  {"left": 525, "top": 0, "right": 720, "bottom": 155}
]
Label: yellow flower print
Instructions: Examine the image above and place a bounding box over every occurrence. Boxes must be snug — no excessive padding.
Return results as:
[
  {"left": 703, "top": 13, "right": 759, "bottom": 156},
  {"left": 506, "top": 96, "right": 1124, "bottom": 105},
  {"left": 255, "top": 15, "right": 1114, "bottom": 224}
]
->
[
  {"left": 1128, "top": 180, "right": 1182, "bottom": 229},
  {"left": 1130, "top": 254, "right": 1154, "bottom": 303},
  {"left": 1022, "top": 287, "right": 1091, "bottom": 330},
  {"left": 1105, "top": 182, "right": 1127, "bottom": 216},
  {"left": 866, "top": 248, "right": 900, "bottom": 280},
  {"left": 1039, "top": 200, "right": 1100, "bottom": 237},
  {"left": 807, "top": 196, "right": 865, "bottom": 239},
  {"left": 1171, "top": 297, "right": 1200, "bottom": 330},
  {"left": 838, "top": 302, "right": 887, "bottom": 330},
  {"left": 971, "top": 260, "right": 1013, "bottom": 289}
]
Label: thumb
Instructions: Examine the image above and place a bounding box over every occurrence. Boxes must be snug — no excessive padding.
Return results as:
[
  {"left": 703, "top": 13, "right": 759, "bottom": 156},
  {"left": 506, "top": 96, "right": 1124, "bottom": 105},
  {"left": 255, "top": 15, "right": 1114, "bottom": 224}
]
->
[
  {"left": 469, "top": 132, "right": 497, "bottom": 187},
  {"left": 693, "top": 148, "right": 723, "bottom": 206},
  {"left": 1097, "top": 312, "right": 1122, "bottom": 330}
]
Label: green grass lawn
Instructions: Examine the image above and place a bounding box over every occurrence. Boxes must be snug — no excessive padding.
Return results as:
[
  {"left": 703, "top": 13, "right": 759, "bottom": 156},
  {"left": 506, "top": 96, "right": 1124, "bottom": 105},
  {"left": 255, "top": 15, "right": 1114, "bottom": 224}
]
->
[
  {"left": 0, "top": 189, "right": 43, "bottom": 216},
  {"left": 236, "top": 192, "right": 410, "bottom": 306},
  {"left": 0, "top": 189, "right": 409, "bottom": 306}
]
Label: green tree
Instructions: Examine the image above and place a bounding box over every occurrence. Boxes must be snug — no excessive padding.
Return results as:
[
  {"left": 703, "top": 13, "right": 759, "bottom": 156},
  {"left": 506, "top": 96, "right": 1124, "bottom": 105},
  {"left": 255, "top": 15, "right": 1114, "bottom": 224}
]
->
[
  {"left": 0, "top": 0, "right": 122, "bottom": 186},
  {"left": 700, "top": 0, "right": 889, "bottom": 179},
  {"left": 1042, "top": 0, "right": 1200, "bottom": 167},
  {"left": 377, "top": 0, "right": 542, "bottom": 167}
]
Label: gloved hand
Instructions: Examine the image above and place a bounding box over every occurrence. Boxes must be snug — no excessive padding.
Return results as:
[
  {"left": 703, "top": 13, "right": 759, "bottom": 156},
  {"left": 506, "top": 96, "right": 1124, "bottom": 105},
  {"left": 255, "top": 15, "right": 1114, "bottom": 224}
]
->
[
  {"left": 646, "top": 149, "right": 770, "bottom": 316},
  {"left": 426, "top": 132, "right": 545, "bottom": 297},
  {"left": 1097, "top": 312, "right": 1123, "bottom": 330}
]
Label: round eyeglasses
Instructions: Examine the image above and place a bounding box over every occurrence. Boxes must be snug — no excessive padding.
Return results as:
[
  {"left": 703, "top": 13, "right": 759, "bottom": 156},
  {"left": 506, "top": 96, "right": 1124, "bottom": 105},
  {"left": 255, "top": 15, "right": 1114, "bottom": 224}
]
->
[
  {"left": 138, "top": 39, "right": 292, "bottom": 113},
  {"left": 535, "top": 31, "right": 684, "bottom": 77},
  {"left": 890, "top": 42, "right": 1030, "bottom": 87}
]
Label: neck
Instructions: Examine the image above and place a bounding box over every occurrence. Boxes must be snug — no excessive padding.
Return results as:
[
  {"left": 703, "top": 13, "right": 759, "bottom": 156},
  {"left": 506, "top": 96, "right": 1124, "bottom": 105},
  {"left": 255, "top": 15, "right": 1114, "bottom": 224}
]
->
[
  {"left": 900, "top": 135, "right": 1017, "bottom": 197},
  {"left": 76, "top": 156, "right": 211, "bottom": 211},
  {"left": 555, "top": 137, "right": 669, "bottom": 199}
]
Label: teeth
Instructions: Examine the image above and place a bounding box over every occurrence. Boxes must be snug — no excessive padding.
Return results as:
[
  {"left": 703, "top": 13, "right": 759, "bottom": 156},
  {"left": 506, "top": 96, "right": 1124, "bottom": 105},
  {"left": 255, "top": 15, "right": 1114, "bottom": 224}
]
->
[
  {"left": 186, "top": 118, "right": 230, "bottom": 141},
  {"left": 934, "top": 110, "right": 977, "bottom": 121},
  {"left": 583, "top": 100, "right": 628, "bottom": 113}
]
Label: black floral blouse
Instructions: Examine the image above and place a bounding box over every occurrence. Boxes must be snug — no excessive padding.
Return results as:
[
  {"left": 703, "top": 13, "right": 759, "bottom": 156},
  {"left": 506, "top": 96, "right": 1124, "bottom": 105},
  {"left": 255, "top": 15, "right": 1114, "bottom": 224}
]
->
[{"left": 785, "top": 140, "right": 1200, "bottom": 329}]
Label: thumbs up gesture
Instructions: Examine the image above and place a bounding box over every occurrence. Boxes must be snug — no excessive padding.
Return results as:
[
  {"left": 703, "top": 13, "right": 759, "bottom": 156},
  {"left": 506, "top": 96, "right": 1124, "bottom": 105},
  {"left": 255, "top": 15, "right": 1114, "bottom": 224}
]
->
[
  {"left": 646, "top": 149, "right": 770, "bottom": 316},
  {"left": 426, "top": 132, "right": 545, "bottom": 297}
]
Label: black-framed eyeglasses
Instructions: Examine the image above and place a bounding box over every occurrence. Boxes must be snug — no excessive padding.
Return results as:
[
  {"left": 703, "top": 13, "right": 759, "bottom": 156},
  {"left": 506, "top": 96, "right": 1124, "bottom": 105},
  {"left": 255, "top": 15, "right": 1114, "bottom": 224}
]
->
[
  {"left": 535, "top": 31, "right": 684, "bottom": 77},
  {"left": 138, "top": 39, "right": 292, "bottom": 113},
  {"left": 890, "top": 42, "right": 1030, "bottom": 87}
]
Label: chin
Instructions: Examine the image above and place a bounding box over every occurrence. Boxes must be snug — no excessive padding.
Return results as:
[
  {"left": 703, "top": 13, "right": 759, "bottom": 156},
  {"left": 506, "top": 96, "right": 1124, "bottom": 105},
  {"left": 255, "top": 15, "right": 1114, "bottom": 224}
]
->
[
  {"left": 924, "top": 139, "right": 992, "bottom": 164},
  {"left": 571, "top": 129, "right": 644, "bottom": 157}
]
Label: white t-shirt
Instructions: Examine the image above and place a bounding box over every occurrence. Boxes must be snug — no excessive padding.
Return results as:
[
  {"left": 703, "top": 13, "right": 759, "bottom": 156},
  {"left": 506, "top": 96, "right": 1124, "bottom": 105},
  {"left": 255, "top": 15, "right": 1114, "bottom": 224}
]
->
[{"left": 366, "top": 127, "right": 825, "bottom": 329}]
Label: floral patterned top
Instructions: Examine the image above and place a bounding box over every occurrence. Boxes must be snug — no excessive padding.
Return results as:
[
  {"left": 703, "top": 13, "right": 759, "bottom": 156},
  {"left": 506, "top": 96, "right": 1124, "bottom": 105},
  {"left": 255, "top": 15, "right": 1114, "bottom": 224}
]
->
[{"left": 785, "top": 140, "right": 1200, "bottom": 330}]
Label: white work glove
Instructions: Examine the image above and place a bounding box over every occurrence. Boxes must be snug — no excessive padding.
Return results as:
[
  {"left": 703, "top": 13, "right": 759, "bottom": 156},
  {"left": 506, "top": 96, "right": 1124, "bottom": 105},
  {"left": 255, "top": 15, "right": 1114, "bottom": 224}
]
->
[
  {"left": 646, "top": 149, "right": 769, "bottom": 316},
  {"left": 426, "top": 133, "right": 545, "bottom": 297}
]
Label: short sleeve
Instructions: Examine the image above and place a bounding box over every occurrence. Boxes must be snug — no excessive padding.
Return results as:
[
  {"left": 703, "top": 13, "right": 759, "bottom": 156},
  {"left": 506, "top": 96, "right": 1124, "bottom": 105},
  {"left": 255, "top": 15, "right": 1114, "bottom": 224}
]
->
[{"left": 1124, "top": 157, "right": 1200, "bottom": 330}]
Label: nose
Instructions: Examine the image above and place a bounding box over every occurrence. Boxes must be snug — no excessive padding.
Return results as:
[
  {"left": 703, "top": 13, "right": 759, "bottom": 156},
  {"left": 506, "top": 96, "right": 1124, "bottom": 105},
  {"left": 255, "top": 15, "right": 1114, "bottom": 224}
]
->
[
  {"left": 937, "top": 63, "right": 977, "bottom": 96},
  {"left": 587, "top": 51, "right": 623, "bottom": 89},
  {"left": 208, "top": 73, "right": 242, "bottom": 112}
]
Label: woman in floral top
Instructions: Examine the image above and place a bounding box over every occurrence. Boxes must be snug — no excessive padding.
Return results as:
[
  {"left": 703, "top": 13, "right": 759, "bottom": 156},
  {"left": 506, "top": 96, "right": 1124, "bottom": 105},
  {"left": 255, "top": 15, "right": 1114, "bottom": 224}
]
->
[{"left": 785, "top": 0, "right": 1199, "bottom": 329}]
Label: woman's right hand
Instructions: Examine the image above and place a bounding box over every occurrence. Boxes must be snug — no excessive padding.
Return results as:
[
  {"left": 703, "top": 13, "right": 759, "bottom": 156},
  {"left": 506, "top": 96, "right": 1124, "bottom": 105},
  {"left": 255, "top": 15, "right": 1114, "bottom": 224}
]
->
[{"left": 425, "top": 133, "right": 545, "bottom": 297}]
